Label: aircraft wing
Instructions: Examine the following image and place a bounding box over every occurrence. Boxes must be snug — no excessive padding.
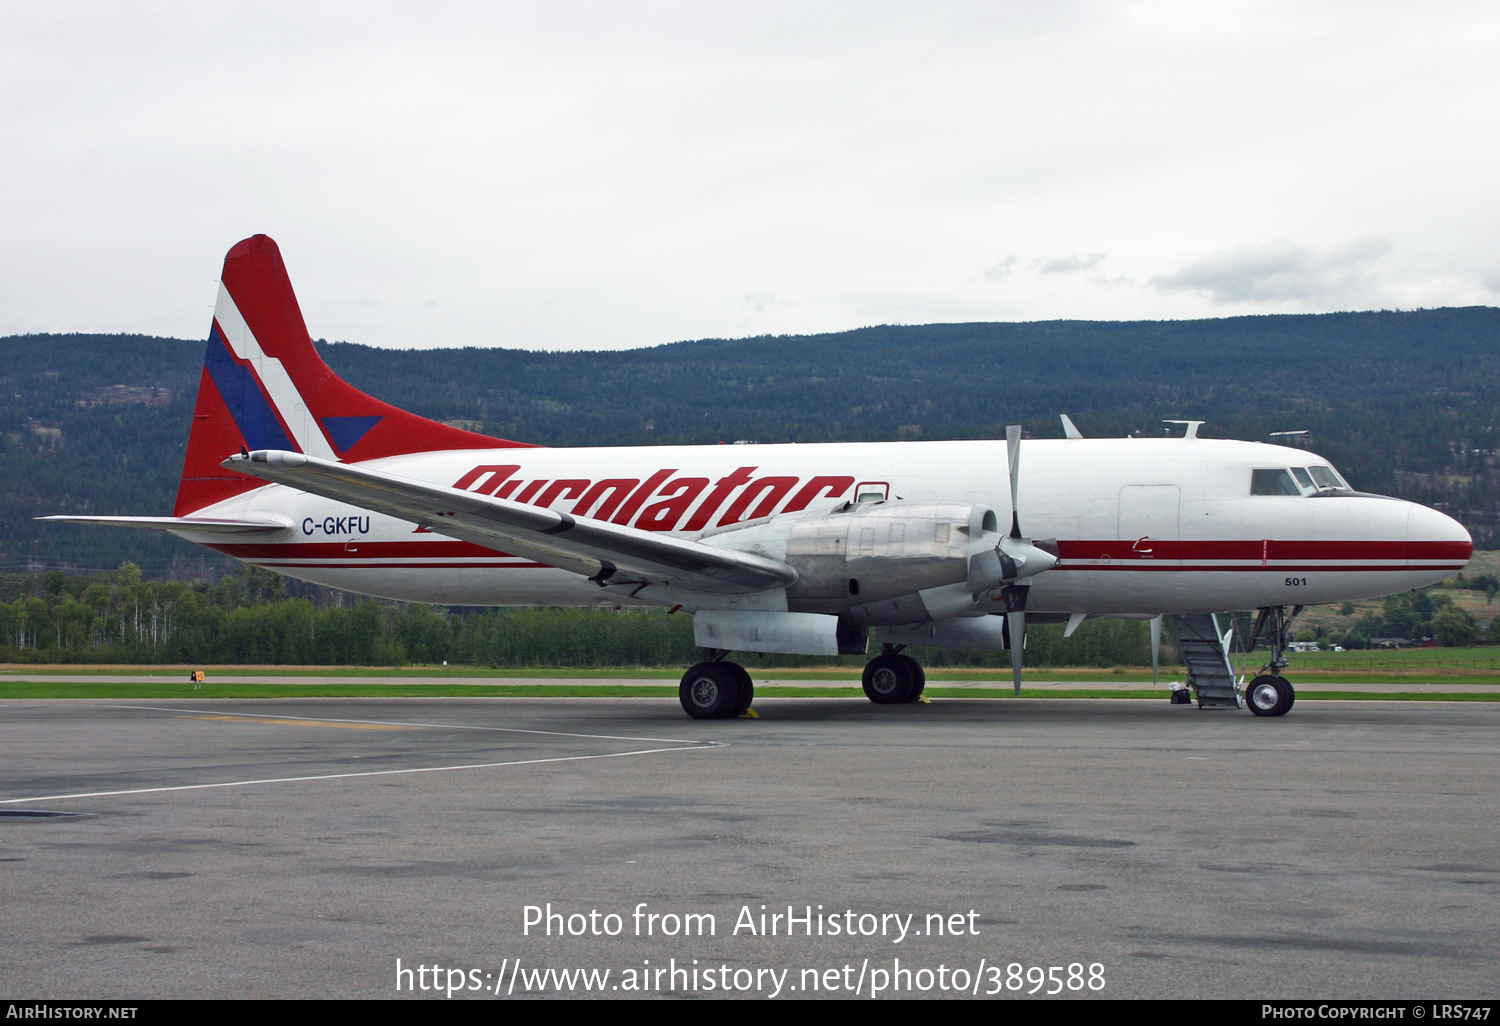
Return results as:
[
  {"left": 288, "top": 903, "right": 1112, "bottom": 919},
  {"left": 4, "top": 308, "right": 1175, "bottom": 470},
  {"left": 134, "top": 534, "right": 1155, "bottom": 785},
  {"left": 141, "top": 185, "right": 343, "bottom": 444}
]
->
[{"left": 222, "top": 450, "right": 797, "bottom": 594}]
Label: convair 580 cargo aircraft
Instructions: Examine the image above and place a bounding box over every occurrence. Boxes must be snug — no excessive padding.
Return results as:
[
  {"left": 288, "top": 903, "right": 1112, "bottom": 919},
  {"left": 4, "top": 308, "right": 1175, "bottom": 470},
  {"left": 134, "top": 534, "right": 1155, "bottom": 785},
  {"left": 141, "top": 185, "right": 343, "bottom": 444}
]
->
[{"left": 45, "top": 236, "right": 1473, "bottom": 719}]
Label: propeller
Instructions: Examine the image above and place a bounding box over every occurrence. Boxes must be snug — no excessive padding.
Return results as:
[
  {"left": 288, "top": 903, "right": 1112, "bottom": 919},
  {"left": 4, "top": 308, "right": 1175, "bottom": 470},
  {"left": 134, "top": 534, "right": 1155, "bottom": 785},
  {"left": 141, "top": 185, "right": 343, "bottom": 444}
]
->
[{"left": 997, "top": 424, "right": 1060, "bottom": 696}]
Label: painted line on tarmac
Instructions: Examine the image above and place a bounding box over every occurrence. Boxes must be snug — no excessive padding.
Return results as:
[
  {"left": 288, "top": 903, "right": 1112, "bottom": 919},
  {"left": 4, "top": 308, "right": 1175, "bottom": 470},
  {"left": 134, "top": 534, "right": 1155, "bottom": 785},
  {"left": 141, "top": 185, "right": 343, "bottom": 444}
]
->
[
  {"left": 0, "top": 745, "right": 717, "bottom": 806},
  {"left": 181, "top": 714, "right": 416, "bottom": 729},
  {"left": 99, "top": 703, "right": 713, "bottom": 745},
  {"left": 0, "top": 703, "right": 722, "bottom": 806}
]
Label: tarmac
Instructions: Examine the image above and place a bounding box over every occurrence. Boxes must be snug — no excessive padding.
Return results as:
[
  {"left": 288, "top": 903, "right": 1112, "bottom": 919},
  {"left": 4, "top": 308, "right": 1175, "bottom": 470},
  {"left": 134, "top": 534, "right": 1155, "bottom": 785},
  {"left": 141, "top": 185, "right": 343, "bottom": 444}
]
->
[{"left": 1, "top": 696, "right": 1496, "bottom": 999}]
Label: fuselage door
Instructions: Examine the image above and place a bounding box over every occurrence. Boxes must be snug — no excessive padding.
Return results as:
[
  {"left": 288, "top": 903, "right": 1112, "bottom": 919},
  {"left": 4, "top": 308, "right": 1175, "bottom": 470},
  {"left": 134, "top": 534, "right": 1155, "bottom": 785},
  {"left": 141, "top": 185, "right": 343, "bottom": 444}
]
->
[{"left": 1119, "top": 485, "right": 1181, "bottom": 572}]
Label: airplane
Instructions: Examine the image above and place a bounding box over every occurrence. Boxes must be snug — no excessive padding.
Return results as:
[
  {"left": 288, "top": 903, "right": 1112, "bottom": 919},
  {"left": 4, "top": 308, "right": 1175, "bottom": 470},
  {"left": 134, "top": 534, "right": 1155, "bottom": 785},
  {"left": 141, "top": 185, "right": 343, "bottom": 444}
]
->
[{"left": 43, "top": 235, "right": 1474, "bottom": 719}]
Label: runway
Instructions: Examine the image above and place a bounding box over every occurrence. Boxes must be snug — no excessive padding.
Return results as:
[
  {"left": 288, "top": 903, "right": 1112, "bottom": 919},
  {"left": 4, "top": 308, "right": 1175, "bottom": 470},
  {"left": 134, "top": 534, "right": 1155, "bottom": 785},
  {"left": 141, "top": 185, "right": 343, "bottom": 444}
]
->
[{"left": 2, "top": 697, "right": 1496, "bottom": 999}]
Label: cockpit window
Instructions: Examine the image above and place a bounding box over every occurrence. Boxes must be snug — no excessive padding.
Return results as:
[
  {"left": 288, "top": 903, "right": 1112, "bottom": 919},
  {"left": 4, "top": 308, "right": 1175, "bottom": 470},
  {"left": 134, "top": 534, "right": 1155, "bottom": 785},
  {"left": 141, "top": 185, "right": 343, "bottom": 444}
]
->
[
  {"left": 1307, "top": 465, "right": 1343, "bottom": 490},
  {"left": 1290, "top": 467, "right": 1315, "bottom": 491},
  {"left": 1251, "top": 469, "right": 1301, "bottom": 495}
]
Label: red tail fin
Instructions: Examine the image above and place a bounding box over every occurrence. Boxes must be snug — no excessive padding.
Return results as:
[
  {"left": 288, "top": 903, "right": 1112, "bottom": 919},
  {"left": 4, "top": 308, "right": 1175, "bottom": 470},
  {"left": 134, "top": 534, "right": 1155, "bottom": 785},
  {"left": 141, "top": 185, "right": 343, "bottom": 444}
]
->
[{"left": 174, "top": 235, "right": 531, "bottom": 515}]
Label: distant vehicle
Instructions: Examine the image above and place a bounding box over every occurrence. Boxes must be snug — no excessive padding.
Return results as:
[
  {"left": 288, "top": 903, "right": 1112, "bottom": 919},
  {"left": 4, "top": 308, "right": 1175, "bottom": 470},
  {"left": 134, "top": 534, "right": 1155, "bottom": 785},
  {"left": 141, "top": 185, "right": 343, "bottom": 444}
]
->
[{"left": 44, "top": 236, "right": 1473, "bottom": 719}]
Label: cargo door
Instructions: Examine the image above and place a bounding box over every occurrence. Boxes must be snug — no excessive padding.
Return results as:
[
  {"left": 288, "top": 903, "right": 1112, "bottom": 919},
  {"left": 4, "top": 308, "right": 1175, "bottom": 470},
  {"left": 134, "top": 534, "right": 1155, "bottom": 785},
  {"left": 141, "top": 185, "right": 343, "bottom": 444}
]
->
[{"left": 1118, "top": 485, "right": 1181, "bottom": 572}]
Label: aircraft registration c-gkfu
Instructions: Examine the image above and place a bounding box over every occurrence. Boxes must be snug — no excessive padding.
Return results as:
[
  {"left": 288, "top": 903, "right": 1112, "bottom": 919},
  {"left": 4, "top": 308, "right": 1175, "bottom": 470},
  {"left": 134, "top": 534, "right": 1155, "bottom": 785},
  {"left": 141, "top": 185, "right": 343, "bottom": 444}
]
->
[{"left": 44, "top": 236, "right": 1473, "bottom": 719}]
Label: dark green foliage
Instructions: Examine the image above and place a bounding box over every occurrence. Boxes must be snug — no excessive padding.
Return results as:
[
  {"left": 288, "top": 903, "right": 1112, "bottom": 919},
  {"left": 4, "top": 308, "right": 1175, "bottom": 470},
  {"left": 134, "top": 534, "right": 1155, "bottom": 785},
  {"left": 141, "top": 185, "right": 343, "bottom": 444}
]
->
[
  {"left": 1336, "top": 588, "right": 1479, "bottom": 646},
  {"left": 6, "top": 307, "right": 1500, "bottom": 573},
  {"left": 0, "top": 334, "right": 207, "bottom": 573},
  {"left": 0, "top": 563, "right": 1144, "bottom": 667},
  {"left": 1432, "top": 605, "right": 1479, "bottom": 647}
]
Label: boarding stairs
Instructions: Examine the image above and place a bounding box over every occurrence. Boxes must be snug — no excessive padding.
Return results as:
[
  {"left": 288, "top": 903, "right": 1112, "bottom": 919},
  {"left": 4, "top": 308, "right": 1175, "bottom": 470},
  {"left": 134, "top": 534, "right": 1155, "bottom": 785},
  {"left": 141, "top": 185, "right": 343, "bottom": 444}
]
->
[{"left": 1170, "top": 613, "right": 1241, "bottom": 709}]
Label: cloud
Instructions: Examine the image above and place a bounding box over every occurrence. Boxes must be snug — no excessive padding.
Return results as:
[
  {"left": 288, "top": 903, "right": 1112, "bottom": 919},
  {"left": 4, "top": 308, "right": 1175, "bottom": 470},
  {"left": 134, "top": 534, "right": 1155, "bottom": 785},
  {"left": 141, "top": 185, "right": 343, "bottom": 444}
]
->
[
  {"left": 1150, "top": 237, "right": 1394, "bottom": 304},
  {"left": 1035, "top": 252, "right": 1106, "bottom": 275},
  {"left": 742, "top": 292, "right": 784, "bottom": 314},
  {"left": 983, "top": 257, "right": 1018, "bottom": 283},
  {"left": 1481, "top": 271, "right": 1500, "bottom": 295}
]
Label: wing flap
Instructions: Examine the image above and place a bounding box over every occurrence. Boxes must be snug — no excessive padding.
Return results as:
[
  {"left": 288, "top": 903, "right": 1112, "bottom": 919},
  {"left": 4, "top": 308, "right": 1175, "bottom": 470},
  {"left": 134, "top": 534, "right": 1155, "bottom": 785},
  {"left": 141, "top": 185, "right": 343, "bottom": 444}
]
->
[{"left": 223, "top": 450, "right": 797, "bottom": 594}]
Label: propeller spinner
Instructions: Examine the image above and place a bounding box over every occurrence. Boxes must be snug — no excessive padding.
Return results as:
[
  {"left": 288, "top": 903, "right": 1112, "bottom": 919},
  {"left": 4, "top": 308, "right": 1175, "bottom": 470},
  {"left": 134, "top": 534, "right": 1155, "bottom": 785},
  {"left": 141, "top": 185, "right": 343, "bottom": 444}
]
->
[{"left": 999, "top": 424, "right": 1060, "bottom": 695}]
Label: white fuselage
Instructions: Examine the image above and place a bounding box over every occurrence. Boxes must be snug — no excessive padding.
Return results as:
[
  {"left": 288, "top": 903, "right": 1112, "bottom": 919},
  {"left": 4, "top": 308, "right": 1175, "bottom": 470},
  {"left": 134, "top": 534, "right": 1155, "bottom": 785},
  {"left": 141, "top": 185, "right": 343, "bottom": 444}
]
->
[{"left": 177, "top": 437, "right": 1471, "bottom": 616}]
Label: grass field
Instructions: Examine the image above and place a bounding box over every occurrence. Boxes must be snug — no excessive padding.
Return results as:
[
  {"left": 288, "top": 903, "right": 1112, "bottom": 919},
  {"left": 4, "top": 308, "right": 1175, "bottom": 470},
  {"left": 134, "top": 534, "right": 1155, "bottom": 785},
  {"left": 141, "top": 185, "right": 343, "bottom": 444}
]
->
[
  {"left": 5, "top": 642, "right": 1500, "bottom": 699},
  {"left": 14, "top": 648, "right": 1500, "bottom": 681},
  {"left": 1286, "top": 648, "right": 1500, "bottom": 672},
  {"left": 9, "top": 647, "right": 1500, "bottom": 677},
  {"left": 0, "top": 681, "right": 1494, "bottom": 701},
  {"left": 1, "top": 661, "right": 1496, "bottom": 701}
]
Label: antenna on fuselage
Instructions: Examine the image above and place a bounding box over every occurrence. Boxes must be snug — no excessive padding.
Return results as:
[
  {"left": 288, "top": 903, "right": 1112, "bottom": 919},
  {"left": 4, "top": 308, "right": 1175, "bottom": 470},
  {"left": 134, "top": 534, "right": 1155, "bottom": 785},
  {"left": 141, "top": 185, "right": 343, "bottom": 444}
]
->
[
  {"left": 1163, "top": 419, "right": 1205, "bottom": 439},
  {"left": 1060, "top": 414, "right": 1083, "bottom": 439}
]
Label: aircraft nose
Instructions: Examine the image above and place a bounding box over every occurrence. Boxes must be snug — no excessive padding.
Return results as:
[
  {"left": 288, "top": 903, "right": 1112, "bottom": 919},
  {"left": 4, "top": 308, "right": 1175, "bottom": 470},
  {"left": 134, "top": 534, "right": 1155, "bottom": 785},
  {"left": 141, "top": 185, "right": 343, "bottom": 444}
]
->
[{"left": 1406, "top": 501, "right": 1472, "bottom": 568}]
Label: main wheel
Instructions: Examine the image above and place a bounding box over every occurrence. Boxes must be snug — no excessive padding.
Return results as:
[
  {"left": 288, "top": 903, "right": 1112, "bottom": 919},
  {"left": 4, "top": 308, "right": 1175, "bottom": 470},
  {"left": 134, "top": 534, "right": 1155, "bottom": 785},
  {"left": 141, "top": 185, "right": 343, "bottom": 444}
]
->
[
  {"left": 726, "top": 662, "right": 754, "bottom": 715},
  {"left": 680, "top": 662, "right": 745, "bottom": 719},
  {"left": 897, "top": 654, "right": 926, "bottom": 701},
  {"left": 1246, "top": 674, "right": 1295, "bottom": 717},
  {"left": 863, "top": 654, "right": 917, "bottom": 704}
]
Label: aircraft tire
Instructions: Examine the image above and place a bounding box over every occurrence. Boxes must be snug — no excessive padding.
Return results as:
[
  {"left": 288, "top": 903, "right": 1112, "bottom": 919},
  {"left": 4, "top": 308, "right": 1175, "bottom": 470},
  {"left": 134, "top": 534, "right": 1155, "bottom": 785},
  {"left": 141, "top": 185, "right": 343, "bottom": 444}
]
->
[
  {"left": 727, "top": 662, "right": 754, "bottom": 715},
  {"left": 863, "top": 654, "right": 917, "bottom": 704},
  {"left": 897, "top": 654, "right": 926, "bottom": 701},
  {"left": 1246, "top": 674, "right": 1295, "bottom": 717},
  {"left": 680, "top": 662, "right": 744, "bottom": 719}
]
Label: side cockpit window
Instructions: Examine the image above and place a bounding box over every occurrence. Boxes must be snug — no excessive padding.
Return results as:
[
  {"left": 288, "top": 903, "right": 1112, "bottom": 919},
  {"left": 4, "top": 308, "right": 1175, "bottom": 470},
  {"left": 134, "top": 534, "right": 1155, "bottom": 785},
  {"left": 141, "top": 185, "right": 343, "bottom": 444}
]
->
[
  {"left": 1308, "top": 465, "right": 1344, "bottom": 491},
  {"left": 1251, "top": 469, "right": 1301, "bottom": 495},
  {"left": 1290, "top": 467, "right": 1315, "bottom": 491}
]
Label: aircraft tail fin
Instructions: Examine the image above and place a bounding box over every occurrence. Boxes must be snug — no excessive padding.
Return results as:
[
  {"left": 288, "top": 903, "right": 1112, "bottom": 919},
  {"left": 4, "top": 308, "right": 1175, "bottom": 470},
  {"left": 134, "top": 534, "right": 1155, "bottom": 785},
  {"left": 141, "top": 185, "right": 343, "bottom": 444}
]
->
[{"left": 174, "top": 235, "right": 530, "bottom": 516}]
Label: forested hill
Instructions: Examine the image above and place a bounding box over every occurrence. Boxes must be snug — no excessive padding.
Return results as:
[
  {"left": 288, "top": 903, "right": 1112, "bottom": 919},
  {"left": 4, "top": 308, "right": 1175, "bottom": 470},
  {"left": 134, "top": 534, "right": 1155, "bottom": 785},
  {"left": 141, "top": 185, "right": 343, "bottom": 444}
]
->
[{"left": 4, "top": 306, "right": 1500, "bottom": 572}]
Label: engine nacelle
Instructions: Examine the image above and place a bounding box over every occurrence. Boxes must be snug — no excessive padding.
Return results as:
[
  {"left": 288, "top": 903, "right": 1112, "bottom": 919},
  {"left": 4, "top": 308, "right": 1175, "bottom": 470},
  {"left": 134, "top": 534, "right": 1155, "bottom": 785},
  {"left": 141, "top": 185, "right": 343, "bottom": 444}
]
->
[{"left": 703, "top": 499, "right": 1028, "bottom": 625}]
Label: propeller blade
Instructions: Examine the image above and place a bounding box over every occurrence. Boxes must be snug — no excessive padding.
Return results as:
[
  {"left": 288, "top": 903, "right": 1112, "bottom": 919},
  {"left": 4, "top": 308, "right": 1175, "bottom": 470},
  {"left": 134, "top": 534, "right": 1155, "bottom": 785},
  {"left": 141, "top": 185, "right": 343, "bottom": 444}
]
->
[
  {"left": 1006, "top": 424, "right": 1022, "bottom": 538},
  {"left": 1003, "top": 584, "right": 1028, "bottom": 696},
  {"left": 1150, "top": 615, "right": 1162, "bottom": 686},
  {"left": 1008, "top": 610, "right": 1025, "bottom": 695}
]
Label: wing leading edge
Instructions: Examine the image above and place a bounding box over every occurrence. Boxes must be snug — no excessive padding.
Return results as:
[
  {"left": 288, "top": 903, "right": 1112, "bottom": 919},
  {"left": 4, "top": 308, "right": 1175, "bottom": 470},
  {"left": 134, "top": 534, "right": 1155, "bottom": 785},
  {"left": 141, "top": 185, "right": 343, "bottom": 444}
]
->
[{"left": 223, "top": 450, "right": 798, "bottom": 595}]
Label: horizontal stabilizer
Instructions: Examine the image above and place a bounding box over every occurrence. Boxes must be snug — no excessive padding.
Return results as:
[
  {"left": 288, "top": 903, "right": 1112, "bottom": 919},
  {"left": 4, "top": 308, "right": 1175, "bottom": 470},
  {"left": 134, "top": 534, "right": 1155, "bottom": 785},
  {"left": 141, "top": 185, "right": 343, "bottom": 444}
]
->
[
  {"left": 223, "top": 450, "right": 798, "bottom": 595},
  {"left": 36, "top": 515, "right": 290, "bottom": 535}
]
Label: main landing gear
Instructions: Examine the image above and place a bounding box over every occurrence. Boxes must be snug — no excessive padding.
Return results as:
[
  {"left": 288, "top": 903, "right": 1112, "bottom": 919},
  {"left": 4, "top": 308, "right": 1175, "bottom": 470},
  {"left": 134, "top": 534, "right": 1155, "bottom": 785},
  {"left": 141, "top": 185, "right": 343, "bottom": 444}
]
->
[
  {"left": 678, "top": 644, "right": 932, "bottom": 718},
  {"left": 679, "top": 651, "right": 754, "bottom": 720},
  {"left": 1243, "top": 604, "right": 1302, "bottom": 718},
  {"left": 861, "top": 644, "right": 926, "bottom": 704}
]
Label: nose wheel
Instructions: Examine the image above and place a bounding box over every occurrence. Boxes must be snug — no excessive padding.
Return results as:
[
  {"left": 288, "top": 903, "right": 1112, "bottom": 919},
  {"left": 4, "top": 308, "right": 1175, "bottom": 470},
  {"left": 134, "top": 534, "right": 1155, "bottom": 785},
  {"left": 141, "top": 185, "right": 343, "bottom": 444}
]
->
[{"left": 1246, "top": 674, "right": 1295, "bottom": 717}]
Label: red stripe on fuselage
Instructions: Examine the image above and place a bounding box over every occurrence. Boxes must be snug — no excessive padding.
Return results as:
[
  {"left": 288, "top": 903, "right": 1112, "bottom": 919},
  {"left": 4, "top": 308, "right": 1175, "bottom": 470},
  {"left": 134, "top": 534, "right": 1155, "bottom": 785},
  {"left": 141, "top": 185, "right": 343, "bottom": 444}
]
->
[
  {"left": 1056, "top": 540, "right": 1471, "bottom": 561},
  {"left": 1053, "top": 563, "right": 1468, "bottom": 573},
  {"left": 244, "top": 560, "right": 1466, "bottom": 573},
  {"left": 212, "top": 538, "right": 1468, "bottom": 563},
  {"left": 208, "top": 540, "right": 513, "bottom": 559},
  {"left": 253, "top": 561, "right": 552, "bottom": 570}
]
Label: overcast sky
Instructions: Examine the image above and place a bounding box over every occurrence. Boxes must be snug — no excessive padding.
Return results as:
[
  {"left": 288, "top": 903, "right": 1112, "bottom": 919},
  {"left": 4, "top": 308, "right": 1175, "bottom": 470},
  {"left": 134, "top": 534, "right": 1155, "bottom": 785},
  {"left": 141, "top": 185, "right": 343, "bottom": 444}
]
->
[{"left": 3, "top": 1, "right": 1498, "bottom": 350}]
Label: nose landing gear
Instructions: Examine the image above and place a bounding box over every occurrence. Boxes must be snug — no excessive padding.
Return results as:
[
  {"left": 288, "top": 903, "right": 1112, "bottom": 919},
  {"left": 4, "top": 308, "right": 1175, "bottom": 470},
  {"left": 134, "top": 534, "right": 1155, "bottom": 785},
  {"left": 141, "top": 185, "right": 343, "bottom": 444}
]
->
[
  {"left": 1247, "top": 674, "right": 1296, "bottom": 716},
  {"left": 1243, "top": 604, "right": 1303, "bottom": 717}
]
